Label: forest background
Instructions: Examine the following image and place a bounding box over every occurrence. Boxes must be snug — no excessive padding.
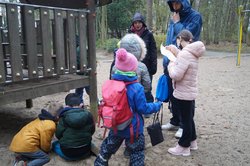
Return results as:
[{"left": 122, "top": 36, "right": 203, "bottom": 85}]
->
[
  {"left": 95, "top": 0, "right": 250, "bottom": 54},
  {"left": 2, "top": 0, "right": 250, "bottom": 53}
]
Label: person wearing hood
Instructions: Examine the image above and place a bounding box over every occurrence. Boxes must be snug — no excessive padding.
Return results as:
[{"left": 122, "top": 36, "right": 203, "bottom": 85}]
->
[
  {"left": 9, "top": 102, "right": 63, "bottom": 166},
  {"left": 95, "top": 48, "right": 162, "bottom": 166},
  {"left": 166, "top": 29, "right": 205, "bottom": 156},
  {"left": 112, "top": 33, "right": 151, "bottom": 99},
  {"left": 52, "top": 93, "right": 96, "bottom": 161},
  {"left": 162, "top": 0, "right": 203, "bottom": 138},
  {"left": 129, "top": 12, "right": 157, "bottom": 103}
]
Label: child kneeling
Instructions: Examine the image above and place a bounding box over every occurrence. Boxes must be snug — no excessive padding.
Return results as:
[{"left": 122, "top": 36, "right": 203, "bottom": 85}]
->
[{"left": 10, "top": 102, "right": 63, "bottom": 166}]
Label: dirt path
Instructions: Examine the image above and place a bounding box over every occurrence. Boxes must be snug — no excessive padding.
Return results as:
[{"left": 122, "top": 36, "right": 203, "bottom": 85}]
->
[{"left": 0, "top": 51, "right": 250, "bottom": 166}]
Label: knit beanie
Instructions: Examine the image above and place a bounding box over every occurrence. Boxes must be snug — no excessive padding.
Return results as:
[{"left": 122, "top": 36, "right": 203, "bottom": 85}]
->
[
  {"left": 120, "top": 34, "right": 146, "bottom": 61},
  {"left": 115, "top": 48, "right": 138, "bottom": 72}
]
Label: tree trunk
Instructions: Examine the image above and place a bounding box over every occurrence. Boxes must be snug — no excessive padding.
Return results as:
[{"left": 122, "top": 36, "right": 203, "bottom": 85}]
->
[
  {"left": 100, "top": 6, "right": 107, "bottom": 43},
  {"left": 146, "top": 0, "right": 153, "bottom": 31}
]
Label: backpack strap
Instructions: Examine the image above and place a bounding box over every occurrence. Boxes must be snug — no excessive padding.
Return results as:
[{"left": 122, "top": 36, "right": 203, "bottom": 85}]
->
[
  {"left": 124, "top": 80, "right": 138, "bottom": 86},
  {"left": 125, "top": 80, "right": 140, "bottom": 144},
  {"left": 129, "top": 113, "right": 140, "bottom": 144}
]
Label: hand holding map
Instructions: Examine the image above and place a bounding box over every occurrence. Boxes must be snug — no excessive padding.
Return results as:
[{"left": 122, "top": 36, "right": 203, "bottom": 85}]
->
[{"left": 160, "top": 44, "right": 177, "bottom": 62}]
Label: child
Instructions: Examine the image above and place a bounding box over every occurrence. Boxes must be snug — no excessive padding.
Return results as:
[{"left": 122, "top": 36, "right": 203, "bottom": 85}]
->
[
  {"left": 112, "top": 33, "right": 153, "bottom": 156},
  {"left": 52, "top": 93, "right": 96, "bottom": 160},
  {"left": 9, "top": 102, "right": 63, "bottom": 166},
  {"left": 94, "top": 48, "right": 162, "bottom": 165},
  {"left": 166, "top": 29, "right": 205, "bottom": 156},
  {"left": 114, "top": 34, "right": 151, "bottom": 98}
]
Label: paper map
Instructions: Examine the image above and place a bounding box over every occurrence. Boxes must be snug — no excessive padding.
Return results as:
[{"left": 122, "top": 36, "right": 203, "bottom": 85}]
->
[{"left": 160, "top": 44, "right": 177, "bottom": 62}]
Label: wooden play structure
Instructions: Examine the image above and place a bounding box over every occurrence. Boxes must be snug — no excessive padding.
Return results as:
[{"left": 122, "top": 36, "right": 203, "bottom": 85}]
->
[{"left": 0, "top": 0, "right": 112, "bottom": 117}]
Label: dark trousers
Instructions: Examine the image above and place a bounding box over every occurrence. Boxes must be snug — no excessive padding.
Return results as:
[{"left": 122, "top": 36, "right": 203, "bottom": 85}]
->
[
  {"left": 145, "top": 74, "right": 154, "bottom": 102},
  {"left": 172, "top": 97, "right": 197, "bottom": 147},
  {"left": 94, "top": 130, "right": 145, "bottom": 166},
  {"left": 75, "top": 86, "right": 90, "bottom": 103},
  {"left": 169, "top": 95, "right": 182, "bottom": 127}
]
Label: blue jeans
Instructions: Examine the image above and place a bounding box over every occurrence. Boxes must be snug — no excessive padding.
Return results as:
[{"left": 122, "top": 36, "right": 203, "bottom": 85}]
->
[{"left": 16, "top": 150, "right": 49, "bottom": 166}]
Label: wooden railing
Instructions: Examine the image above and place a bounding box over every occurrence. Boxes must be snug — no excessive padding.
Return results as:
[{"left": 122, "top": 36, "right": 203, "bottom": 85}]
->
[{"left": 0, "top": 2, "right": 94, "bottom": 108}]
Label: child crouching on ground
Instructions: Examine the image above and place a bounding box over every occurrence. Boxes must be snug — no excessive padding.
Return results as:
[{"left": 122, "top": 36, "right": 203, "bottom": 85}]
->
[
  {"left": 52, "top": 93, "right": 97, "bottom": 161},
  {"left": 94, "top": 48, "right": 162, "bottom": 166},
  {"left": 9, "top": 102, "right": 63, "bottom": 166}
]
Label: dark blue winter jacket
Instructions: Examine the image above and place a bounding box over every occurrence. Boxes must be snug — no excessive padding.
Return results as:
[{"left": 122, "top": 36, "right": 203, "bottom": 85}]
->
[
  {"left": 111, "top": 74, "right": 162, "bottom": 138},
  {"left": 166, "top": 0, "right": 202, "bottom": 45}
]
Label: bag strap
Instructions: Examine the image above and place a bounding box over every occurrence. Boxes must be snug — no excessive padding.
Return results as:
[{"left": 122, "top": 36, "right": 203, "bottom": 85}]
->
[
  {"left": 124, "top": 80, "right": 138, "bottom": 86},
  {"left": 152, "top": 104, "right": 163, "bottom": 125}
]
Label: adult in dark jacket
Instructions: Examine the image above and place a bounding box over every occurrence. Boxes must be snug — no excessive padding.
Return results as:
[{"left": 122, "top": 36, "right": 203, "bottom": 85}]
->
[
  {"left": 128, "top": 12, "right": 157, "bottom": 103},
  {"left": 52, "top": 93, "right": 96, "bottom": 160},
  {"left": 162, "top": 0, "right": 202, "bottom": 139}
]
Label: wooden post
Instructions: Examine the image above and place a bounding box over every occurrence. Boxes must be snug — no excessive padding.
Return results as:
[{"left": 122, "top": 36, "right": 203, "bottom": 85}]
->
[{"left": 87, "top": 0, "right": 98, "bottom": 120}]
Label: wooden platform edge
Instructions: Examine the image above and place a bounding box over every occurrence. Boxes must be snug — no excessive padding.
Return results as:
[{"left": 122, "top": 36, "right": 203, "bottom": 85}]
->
[{"left": 0, "top": 74, "right": 89, "bottom": 105}]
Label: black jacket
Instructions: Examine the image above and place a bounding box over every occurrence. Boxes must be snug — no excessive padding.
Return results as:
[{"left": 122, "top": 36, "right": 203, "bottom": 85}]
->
[{"left": 129, "top": 12, "right": 157, "bottom": 76}]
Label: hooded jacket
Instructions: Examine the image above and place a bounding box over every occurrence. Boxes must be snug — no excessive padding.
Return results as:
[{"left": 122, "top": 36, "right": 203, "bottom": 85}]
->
[
  {"left": 168, "top": 41, "right": 205, "bottom": 100},
  {"left": 129, "top": 12, "right": 157, "bottom": 76},
  {"left": 56, "top": 107, "right": 95, "bottom": 148},
  {"left": 111, "top": 74, "right": 162, "bottom": 138},
  {"left": 112, "top": 34, "right": 151, "bottom": 92},
  {"left": 9, "top": 109, "right": 57, "bottom": 153},
  {"left": 166, "top": 0, "right": 202, "bottom": 45}
]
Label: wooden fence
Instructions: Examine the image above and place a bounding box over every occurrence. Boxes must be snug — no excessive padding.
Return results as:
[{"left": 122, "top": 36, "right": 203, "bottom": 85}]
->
[{"left": 0, "top": 1, "right": 97, "bottom": 110}]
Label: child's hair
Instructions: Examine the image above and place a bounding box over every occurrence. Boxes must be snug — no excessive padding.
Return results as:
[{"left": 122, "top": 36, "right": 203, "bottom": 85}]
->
[
  {"left": 47, "top": 102, "right": 63, "bottom": 117},
  {"left": 177, "top": 29, "right": 193, "bottom": 42},
  {"left": 65, "top": 93, "right": 81, "bottom": 107}
]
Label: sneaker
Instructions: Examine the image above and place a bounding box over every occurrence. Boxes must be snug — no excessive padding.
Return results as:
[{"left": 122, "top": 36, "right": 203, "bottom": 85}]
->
[
  {"left": 161, "top": 122, "right": 179, "bottom": 130},
  {"left": 190, "top": 140, "right": 198, "bottom": 150},
  {"left": 175, "top": 128, "right": 183, "bottom": 138},
  {"left": 168, "top": 144, "right": 190, "bottom": 156}
]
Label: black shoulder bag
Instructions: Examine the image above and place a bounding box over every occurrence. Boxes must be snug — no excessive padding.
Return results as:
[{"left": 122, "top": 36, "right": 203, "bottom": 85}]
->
[{"left": 147, "top": 105, "right": 164, "bottom": 146}]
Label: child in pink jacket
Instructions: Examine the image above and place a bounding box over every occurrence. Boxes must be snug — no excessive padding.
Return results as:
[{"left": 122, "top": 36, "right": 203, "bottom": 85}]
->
[{"left": 166, "top": 29, "right": 205, "bottom": 156}]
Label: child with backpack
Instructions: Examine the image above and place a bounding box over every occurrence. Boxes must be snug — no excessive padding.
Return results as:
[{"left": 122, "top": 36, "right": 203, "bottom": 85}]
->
[
  {"left": 95, "top": 48, "right": 162, "bottom": 166},
  {"left": 10, "top": 102, "right": 63, "bottom": 166},
  {"left": 112, "top": 34, "right": 151, "bottom": 100},
  {"left": 52, "top": 93, "right": 97, "bottom": 161}
]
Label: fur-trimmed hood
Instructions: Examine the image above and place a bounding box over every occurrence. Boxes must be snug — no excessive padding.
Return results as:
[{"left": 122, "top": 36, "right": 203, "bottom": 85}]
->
[{"left": 120, "top": 33, "right": 147, "bottom": 61}]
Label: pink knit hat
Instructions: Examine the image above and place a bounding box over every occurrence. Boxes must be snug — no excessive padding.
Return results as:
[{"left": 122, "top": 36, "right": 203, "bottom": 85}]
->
[{"left": 115, "top": 48, "right": 138, "bottom": 72}]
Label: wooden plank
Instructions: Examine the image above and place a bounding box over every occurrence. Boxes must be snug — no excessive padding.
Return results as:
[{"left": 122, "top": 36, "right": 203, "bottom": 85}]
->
[
  {"left": 0, "top": 75, "right": 89, "bottom": 105},
  {"left": 6, "top": 4, "right": 23, "bottom": 81},
  {"left": 40, "top": 8, "right": 53, "bottom": 77},
  {"left": 0, "top": 29, "right": 6, "bottom": 83},
  {"left": 67, "top": 11, "right": 77, "bottom": 74},
  {"left": 87, "top": 0, "right": 98, "bottom": 119},
  {"left": 23, "top": 6, "right": 38, "bottom": 79},
  {"left": 54, "top": 9, "right": 65, "bottom": 75},
  {"left": 78, "top": 12, "right": 88, "bottom": 71}
]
